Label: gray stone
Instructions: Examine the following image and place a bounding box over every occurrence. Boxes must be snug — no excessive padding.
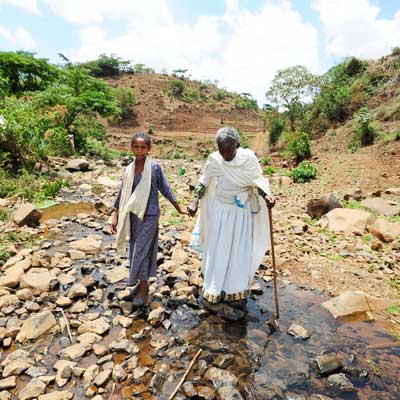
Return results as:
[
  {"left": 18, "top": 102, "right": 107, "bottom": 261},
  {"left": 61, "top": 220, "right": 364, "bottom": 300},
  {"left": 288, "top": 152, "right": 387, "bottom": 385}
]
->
[
  {"left": 327, "top": 373, "right": 355, "bottom": 392},
  {"left": 314, "top": 354, "right": 342, "bottom": 376},
  {"left": 204, "top": 367, "right": 237, "bottom": 390},
  {"left": 288, "top": 323, "right": 311, "bottom": 340},
  {"left": 66, "top": 158, "right": 89, "bottom": 172}
]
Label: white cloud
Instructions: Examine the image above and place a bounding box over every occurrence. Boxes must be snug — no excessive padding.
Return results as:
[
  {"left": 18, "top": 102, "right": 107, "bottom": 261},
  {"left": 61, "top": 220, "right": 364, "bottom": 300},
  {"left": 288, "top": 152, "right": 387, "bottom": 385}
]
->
[
  {"left": 65, "top": 0, "right": 319, "bottom": 105},
  {"left": 0, "top": 0, "right": 41, "bottom": 15},
  {"left": 0, "top": 26, "right": 36, "bottom": 49},
  {"left": 313, "top": 0, "right": 400, "bottom": 59}
]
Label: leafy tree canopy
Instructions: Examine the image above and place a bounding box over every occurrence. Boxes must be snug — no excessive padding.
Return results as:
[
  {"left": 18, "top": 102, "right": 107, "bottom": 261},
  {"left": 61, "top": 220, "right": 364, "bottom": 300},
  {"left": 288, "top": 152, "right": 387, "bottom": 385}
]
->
[{"left": 0, "top": 51, "right": 58, "bottom": 95}]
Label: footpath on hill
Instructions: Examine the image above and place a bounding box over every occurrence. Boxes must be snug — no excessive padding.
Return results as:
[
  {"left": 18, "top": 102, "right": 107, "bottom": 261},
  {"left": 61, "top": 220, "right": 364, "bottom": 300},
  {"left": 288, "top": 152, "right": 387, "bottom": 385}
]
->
[{"left": 0, "top": 148, "right": 399, "bottom": 399}]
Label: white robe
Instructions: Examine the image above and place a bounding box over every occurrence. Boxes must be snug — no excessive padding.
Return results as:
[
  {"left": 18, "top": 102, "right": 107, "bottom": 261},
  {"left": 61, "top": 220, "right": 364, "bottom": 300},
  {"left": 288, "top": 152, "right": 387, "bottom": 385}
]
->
[{"left": 191, "top": 148, "right": 271, "bottom": 302}]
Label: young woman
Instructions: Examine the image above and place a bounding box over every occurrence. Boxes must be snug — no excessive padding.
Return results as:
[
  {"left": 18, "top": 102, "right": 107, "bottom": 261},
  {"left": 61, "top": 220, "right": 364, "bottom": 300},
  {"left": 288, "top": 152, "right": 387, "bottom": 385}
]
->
[{"left": 111, "top": 132, "right": 187, "bottom": 307}]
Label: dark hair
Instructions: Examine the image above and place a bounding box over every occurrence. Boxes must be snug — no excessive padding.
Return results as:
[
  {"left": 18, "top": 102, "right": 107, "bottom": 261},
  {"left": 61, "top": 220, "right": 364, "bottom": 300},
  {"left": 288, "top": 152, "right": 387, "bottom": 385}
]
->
[{"left": 131, "top": 132, "right": 152, "bottom": 147}]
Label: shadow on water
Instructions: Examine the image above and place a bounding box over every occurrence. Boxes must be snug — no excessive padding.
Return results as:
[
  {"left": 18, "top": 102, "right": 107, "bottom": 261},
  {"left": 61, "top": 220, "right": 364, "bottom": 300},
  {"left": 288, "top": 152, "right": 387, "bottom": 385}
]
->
[{"left": 40, "top": 202, "right": 96, "bottom": 222}]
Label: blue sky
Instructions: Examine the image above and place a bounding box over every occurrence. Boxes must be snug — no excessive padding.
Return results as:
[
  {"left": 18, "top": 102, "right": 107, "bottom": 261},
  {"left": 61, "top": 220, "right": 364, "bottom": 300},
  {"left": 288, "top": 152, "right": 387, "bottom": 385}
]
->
[{"left": 1, "top": 0, "right": 400, "bottom": 104}]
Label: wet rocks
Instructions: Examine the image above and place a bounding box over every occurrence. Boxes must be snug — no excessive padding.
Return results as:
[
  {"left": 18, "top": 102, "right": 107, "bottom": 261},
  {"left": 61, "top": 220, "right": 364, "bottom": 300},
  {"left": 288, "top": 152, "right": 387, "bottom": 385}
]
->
[
  {"left": 197, "top": 385, "right": 216, "bottom": 399},
  {"left": 314, "top": 353, "right": 342, "bottom": 376},
  {"left": 326, "top": 373, "right": 355, "bottom": 392},
  {"left": 287, "top": 323, "right": 311, "bottom": 340},
  {"left": 67, "top": 283, "right": 87, "bottom": 299},
  {"left": 16, "top": 311, "right": 57, "bottom": 342},
  {"left": 13, "top": 203, "right": 42, "bottom": 227},
  {"left": 77, "top": 317, "right": 110, "bottom": 335},
  {"left": 307, "top": 195, "right": 342, "bottom": 219},
  {"left": 59, "top": 343, "right": 91, "bottom": 360},
  {"left": 204, "top": 367, "right": 238, "bottom": 390},
  {"left": 217, "top": 386, "right": 244, "bottom": 399},
  {"left": 0, "top": 377, "right": 16, "bottom": 390}
]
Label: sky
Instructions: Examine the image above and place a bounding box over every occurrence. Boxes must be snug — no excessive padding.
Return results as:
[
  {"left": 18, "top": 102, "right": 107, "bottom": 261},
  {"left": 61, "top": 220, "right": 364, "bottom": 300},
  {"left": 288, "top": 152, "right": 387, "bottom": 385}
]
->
[{"left": 0, "top": 0, "right": 400, "bottom": 105}]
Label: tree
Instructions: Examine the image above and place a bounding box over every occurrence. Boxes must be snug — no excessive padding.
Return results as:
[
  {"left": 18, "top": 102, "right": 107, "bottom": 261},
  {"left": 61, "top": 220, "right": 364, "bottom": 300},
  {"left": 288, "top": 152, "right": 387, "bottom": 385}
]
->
[
  {"left": 0, "top": 51, "right": 58, "bottom": 95},
  {"left": 266, "top": 66, "right": 320, "bottom": 131},
  {"left": 33, "top": 65, "right": 120, "bottom": 150}
]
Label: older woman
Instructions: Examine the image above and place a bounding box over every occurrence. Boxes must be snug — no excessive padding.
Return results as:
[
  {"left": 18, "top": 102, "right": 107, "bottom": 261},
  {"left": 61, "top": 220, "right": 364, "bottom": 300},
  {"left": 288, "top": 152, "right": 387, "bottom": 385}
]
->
[{"left": 188, "top": 127, "right": 275, "bottom": 312}]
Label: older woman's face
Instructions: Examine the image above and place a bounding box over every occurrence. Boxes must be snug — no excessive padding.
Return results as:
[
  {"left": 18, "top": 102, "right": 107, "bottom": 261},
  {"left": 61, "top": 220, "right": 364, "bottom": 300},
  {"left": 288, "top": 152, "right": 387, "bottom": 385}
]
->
[{"left": 218, "top": 141, "right": 238, "bottom": 161}]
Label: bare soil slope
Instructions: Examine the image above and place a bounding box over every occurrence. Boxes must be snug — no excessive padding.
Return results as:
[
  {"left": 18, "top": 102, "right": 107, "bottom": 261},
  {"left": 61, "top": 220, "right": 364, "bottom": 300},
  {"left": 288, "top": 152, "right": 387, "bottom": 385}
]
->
[{"left": 105, "top": 72, "right": 264, "bottom": 151}]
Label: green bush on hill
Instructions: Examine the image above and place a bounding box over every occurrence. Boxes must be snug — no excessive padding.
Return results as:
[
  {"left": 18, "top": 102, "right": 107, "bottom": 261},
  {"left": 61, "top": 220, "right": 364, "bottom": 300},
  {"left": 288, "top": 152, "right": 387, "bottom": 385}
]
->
[
  {"left": 286, "top": 131, "right": 311, "bottom": 163},
  {"left": 234, "top": 93, "right": 258, "bottom": 110},
  {"left": 167, "top": 80, "right": 185, "bottom": 97},
  {"left": 349, "top": 107, "right": 377, "bottom": 151},
  {"left": 290, "top": 161, "right": 317, "bottom": 183},
  {"left": 269, "top": 117, "right": 285, "bottom": 145}
]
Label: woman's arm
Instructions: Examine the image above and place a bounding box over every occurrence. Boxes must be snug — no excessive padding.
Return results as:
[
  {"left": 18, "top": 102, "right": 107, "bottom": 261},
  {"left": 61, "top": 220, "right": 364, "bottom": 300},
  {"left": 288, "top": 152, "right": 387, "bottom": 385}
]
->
[{"left": 158, "top": 165, "right": 188, "bottom": 215}]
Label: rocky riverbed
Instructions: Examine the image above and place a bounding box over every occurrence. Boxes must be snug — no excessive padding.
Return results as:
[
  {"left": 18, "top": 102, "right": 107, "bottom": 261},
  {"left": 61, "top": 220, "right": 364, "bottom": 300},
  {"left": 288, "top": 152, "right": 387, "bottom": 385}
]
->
[{"left": 0, "top": 156, "right": 399, "bottom": 399}]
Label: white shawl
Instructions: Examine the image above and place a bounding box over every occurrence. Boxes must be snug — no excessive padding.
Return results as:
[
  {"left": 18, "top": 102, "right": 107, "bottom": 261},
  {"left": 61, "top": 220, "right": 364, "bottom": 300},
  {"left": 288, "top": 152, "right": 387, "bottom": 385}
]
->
[
  {"left": 191, "top": 148, "right": 271, "bottom": 279},
  {"left": 116, "top": 157, "right": 152, "bottom": 254}
]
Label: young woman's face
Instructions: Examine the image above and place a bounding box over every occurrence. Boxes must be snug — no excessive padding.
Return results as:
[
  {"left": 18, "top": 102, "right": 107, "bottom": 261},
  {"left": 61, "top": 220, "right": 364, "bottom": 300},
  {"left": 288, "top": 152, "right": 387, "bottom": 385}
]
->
[
  {"left": 131, "top": 138, "right": 150, "bottom": 160},
  {"left": 218, "top": 142, "right": 238, "bottom": 161}
]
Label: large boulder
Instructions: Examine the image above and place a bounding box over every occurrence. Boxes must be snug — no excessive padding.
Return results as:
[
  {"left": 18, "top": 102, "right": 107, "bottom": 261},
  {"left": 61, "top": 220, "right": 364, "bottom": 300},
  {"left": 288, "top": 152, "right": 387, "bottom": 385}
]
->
[
  {"left": 96, "top": 176, "right": 121, "bottom": 189},
  {"left": 367, "top": 218, "right": 400, "bottom": 243},
  {"left": 361, "top": 198, "right": 400, "bottom": 217},
  {"left": 13, "top": 204, "right": 42, "bottom": 227},
  {"left": 65, "top": 158, "right": 89, "bottom": 172},
  {"left": 307, "top": 194, "right": 342, "bottom": 219},
  {"left": 16, "top": 311, "right": 57, "bottom": 342},
  {"left": 321, "top": 291, "right": 398, "bottom": 318},
  {"left": 320, "top": 208, "right": 373, "bottom": 235}
]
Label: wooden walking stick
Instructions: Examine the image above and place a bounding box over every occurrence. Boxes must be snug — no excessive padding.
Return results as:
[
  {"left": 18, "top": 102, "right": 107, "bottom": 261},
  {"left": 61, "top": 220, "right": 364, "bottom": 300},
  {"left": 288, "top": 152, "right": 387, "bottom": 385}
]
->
[{"left": 267, "top": 206, "right": 280, "bottom": 330}]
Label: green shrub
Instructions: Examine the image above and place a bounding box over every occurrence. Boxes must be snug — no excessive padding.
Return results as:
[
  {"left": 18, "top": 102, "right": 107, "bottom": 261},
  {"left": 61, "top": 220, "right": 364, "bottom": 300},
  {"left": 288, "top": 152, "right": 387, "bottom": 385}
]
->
[
  {"left": 213, "top": 89, "right": 227, "bottom": 101},
  {"left": 237, "top": 129, "right": 250, "bottom": 149},
  {"left": 263, "top": 166, "right": 275, "bottom": 175},
  {"left": 84, "top": 137, "right": 120, "bottom": 163},
  {"left": 286, "top": 132, "right": 311, "bottom": 162},
  {"left": 0, "top": 168, "right": 39, "bottom": 200},
  {"left": 234, "top": 94, "right": 258, "bottom": 110},
  {"left": 113, "top": 87, "right": 136, "bottom": 118},
  {"left": 269, "top": 117, "right": 285, "bottom": 145},
  {"left": 290, "top": 161, "right": 317, "bottom": 183},
  {"left": 261, "top": 156, "right": 271, "bottom": 166},
  {"left": 349, "top": 107, "right": 377, "bottom": 151},
  {"left": 168, "top": 80, "right": 185, "bottom": 97}
]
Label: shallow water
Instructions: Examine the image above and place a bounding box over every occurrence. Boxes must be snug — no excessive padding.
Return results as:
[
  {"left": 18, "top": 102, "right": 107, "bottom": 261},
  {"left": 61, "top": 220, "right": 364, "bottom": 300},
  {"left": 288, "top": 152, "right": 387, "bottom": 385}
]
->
[{"left": 40, "top": 202, "right": 96, "bottom": 222}]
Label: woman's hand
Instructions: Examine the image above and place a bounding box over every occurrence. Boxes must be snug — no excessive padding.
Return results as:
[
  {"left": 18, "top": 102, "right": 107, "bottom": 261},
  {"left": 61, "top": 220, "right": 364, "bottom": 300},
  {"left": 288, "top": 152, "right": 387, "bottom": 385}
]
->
[
  {"left": 187, "top": 199, "right": 199, "bottom": 217},
  {"left": 265, "top": 195, "right": 276, "bottom": 209},
  {"left": 173, "top": 202, "right": 189, "bottom": 216},
  {"left": 110, "top": 211, "right": 119, "bottom": 234}
]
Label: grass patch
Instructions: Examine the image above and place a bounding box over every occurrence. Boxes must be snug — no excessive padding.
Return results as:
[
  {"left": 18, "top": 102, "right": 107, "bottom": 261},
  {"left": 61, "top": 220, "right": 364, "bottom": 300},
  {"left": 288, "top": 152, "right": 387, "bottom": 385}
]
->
[
  {"left": 319, "top": 228, "right": 337, "bottom": 244},
  {"left": 344, "top": 199, "right": 363, "bottom": 209},
  {"left": 0, "top": 169, "right": 69, "bottom": 202},
  {"left": 326, "top": 254, "right": 346, "bottom": 262},
  {"left": 263, "top": 166, "right": 276, "bottom": 176},
  {"left": 362, "top": 233, "right": 373, "bottom": 245},
  {"left": 0, "top": 230, "right": 38, "bottom": 263},
  {"left": 388, "top": 278, "right": 400, "bottom": 291},
  {"left": 387, "top": 305, "right": 400, "bottom": 315},
  {"left": 0, "top": 207, "right": 11, "bottom": 221}
]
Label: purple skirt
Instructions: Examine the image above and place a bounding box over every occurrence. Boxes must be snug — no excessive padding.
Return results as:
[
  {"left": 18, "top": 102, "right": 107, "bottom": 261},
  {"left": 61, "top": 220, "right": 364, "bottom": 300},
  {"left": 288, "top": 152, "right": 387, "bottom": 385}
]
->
[{"left": 128, "top": 214, "right": 159, "bottom": 285}]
